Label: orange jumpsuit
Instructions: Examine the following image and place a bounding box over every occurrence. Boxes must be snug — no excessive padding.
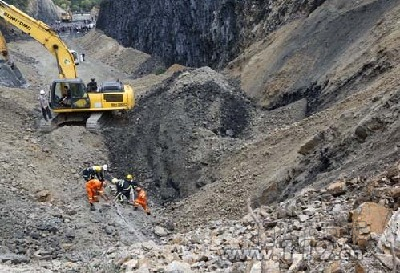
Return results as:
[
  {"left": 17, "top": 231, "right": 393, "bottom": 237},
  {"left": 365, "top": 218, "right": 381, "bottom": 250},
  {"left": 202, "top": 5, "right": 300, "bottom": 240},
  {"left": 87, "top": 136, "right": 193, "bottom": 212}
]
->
[
  {"left": 86, "top": 178, "right": 104, "bottom": 204},
  {"left": 134, "top": 188, "right": 150, "bottom": 213}
]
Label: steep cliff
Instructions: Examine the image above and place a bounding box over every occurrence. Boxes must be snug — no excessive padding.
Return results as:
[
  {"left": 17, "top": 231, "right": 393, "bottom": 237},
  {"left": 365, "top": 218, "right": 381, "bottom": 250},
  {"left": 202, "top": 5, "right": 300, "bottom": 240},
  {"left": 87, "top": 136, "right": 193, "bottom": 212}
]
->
[
  {"left": 29, "top": 0, "right": 62, "bottom": 24},
  {"left": 97, "top": 0, "right": 326, "bottom": 68}
]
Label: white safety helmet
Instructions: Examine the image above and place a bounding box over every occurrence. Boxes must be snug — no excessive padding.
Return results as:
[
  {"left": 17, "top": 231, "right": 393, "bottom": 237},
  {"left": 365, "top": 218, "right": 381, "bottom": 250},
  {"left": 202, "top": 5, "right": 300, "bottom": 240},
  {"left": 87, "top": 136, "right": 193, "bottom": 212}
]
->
[
  {"left": 111, "top": 178, "right": 119, "bottom": 184},
  {"left": 40, "top": 90, "right": 45, "bottom": 95},
  {"left": 102, "top": 164, "right": 108, "bottom": 171}
]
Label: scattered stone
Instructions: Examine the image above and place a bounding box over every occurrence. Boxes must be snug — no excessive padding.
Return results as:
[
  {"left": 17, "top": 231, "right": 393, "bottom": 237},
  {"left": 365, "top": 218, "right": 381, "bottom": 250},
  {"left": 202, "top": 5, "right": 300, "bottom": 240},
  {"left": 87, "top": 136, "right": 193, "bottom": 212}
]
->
[
  {"left": 0, "top": 254, "right": 30, "bottom": 264},
  {"left": 298, "top": 215, "right": 309, "bottom": 222},
  {"left": 375, "top": 254, "right": 395, "bottom": 270},
  {"left": 324, "top": 260, "right": 341, "bottom": 273},
  {"left": 154, "top": 226, "right": 169, "bottom": 237}
]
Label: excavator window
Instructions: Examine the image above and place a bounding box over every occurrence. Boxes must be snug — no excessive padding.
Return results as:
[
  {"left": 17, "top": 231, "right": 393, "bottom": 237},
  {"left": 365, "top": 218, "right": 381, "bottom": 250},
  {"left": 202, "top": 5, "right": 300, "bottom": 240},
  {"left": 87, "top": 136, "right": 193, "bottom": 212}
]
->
[{"left": 51, "top": 82, "right": 89, "bottom": 108}]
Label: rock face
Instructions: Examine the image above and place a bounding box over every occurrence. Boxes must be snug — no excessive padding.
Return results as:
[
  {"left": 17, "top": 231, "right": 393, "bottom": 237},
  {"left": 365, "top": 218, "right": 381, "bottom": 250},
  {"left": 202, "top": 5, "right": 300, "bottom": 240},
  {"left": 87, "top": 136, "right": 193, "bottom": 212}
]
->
[
  {"left": 30, "top": 0, "right": 62, "bottom": 24},
  {"left": 4, "top": 0, "right": 61, "bottom": 24},
  {"left": 97, "top": 0, "right": 326, "bottom": 68}
]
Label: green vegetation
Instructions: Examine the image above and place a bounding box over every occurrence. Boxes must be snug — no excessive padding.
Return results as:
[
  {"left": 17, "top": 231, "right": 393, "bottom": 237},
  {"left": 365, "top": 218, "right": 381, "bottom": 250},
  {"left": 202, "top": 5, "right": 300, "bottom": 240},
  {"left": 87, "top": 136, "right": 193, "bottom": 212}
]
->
[
  {"left": 53, "top": 0, "right": 101, "bottom": 12},
  {"left": 154, "top": 67, "right": 167, "bottom": 75}
]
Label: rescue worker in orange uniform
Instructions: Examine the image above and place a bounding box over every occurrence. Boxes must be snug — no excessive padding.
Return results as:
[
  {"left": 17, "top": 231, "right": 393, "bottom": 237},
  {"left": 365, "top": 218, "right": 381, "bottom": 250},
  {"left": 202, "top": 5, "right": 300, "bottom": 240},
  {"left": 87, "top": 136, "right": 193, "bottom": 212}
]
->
[
  {"left": 133, "top": 186, "right": 151, "bottom": 215},
  {"left": 86, "top": 175, "right": 110, "bottom": 211}
]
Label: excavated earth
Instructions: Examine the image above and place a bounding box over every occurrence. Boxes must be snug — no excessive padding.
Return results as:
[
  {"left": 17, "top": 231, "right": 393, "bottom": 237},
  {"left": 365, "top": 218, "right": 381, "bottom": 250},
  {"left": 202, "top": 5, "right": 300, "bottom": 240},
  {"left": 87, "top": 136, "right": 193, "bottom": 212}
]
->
[{"left": 0, "top": 0, "right": 400, "bottom": 272}]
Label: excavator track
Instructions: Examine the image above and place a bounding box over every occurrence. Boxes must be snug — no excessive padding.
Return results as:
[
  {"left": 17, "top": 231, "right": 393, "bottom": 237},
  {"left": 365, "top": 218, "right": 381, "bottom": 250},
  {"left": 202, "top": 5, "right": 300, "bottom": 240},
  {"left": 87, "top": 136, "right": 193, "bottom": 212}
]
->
[
  {"left": 39, "top": 113, "right": 91, "bottom": 133},
  {"left": 38, "top": 112, "right": 110, "bottom": 133},
  {"left": 86, "top": 112, "right": 105, "bottom": 132}
]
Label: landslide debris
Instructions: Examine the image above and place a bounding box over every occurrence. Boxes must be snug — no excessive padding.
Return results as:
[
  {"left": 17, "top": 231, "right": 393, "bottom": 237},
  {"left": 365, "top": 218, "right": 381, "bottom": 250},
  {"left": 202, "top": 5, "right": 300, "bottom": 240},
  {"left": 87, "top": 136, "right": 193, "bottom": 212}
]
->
[
  {"left": 103, "top": 66, "right": 309, "bottom": 202},
  {"left": 103, "top": 67, "right": 254, "bottom": 201},
  {"left": 104, "top": 163, "right": 400, "bottom": 273}
]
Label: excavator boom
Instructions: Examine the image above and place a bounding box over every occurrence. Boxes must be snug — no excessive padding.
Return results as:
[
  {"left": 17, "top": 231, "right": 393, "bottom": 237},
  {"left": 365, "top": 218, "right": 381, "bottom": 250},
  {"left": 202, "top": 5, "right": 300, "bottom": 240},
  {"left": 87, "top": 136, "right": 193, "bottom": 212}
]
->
[{"left": 0, "top": 0, "right": 77, "bottom": 78}]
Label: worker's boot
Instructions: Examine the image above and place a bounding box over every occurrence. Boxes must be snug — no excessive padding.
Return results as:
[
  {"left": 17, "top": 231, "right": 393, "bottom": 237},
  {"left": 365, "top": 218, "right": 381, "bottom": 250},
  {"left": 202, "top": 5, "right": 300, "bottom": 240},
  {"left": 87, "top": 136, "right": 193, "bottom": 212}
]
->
[
  {"left": 147, "top": 211, "right": 151, "bottom": 216},
  {"left": 90, "top": 203, "right": 95, "bottom": 211}
]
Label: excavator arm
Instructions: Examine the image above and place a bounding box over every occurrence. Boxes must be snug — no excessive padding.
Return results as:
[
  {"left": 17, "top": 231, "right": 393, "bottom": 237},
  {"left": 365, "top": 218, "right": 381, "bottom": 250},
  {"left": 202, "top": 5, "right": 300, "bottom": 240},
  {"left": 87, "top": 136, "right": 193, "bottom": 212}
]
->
[{"left": 0, "top": 0, "right": 77, "bottom": 78}]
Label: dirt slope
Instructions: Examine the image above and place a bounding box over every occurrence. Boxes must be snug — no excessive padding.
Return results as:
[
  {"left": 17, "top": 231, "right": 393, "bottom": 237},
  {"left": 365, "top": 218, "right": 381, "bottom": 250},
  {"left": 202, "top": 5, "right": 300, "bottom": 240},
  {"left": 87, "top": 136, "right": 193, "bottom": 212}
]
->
[
  {"left": 0, "top": 38, "right": 159, "bottom": 272},
  {"left": 227, "top": 0, "right": 399, "bottom": 111}
]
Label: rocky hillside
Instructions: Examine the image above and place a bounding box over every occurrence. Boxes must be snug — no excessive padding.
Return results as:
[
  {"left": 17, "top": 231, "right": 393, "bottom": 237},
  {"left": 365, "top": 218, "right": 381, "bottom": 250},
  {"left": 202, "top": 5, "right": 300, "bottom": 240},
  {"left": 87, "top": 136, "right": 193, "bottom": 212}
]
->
[
  {"left": 103, "top": 165, "right": 400, "bottom": 273},
  {"left": 4, "top": 0, "right": 60, "bottom": 24},
  {"left": 29, "top": 0, "right": 62, "bottom": 23},
  {"left": 227, "top": 0, "right": 399, "bottom": 110},
  {"left": 96, "top": 0, "right": 327, "bottom": 68}
]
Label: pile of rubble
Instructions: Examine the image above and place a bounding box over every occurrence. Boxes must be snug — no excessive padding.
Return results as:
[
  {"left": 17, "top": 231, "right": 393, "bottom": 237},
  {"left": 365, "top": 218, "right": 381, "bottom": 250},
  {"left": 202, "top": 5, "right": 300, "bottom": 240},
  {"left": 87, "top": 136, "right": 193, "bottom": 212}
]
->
[{"left": 99, "top": 163, "right": 399, "bottom": 273}]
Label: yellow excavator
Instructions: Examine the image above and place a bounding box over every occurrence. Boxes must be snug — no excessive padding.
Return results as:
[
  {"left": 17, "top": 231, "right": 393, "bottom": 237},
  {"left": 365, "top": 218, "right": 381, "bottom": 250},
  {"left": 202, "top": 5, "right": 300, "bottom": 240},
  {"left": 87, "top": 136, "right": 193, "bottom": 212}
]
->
[
  {"left": 60, "top": 10, "right": 72, "bottom": 23},
  {"left": 0, "top": 0, "right": 135, "bottom": 132}
]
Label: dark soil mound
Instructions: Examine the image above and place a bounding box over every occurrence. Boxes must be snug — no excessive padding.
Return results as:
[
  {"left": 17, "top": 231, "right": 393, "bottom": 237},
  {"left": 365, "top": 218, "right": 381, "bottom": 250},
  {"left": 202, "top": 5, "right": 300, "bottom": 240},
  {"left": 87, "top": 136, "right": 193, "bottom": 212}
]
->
[{"left": 103, "top": 67, "right": 253, "bottom": 201}]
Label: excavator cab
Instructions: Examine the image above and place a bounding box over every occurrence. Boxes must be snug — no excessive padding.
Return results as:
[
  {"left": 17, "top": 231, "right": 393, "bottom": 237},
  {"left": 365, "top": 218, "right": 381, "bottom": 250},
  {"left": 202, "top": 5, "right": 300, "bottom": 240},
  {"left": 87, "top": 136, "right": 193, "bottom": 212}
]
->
[{"left": 50, "top": 79, "right": 90, "bottom": 111}]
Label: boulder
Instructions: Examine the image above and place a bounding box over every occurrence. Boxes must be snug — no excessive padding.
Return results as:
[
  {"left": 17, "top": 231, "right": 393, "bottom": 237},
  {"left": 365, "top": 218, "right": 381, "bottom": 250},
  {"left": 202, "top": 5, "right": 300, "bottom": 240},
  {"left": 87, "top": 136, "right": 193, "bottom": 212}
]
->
[
  {"left": 289, "top": 254, "right": 304, "bottom": 272},
  {"left": 35, "top": 190, "right": 52, "bottom": 202},
  {"left": 354, "top": 125, "right": 368, "bottom": 141},
  {"left": 124, "top": 259, "right": 139, "bottom": 272},
  {"left": 326, "top": 181, "right": 346, "bottom": 196},
  {"left": 354, "top": 260, "right": 366, "bottom": 273},
  {"left": 0, "top": 254, "right": 30, "bottom": 264},
  {"left": 264, "top": 259, "right": 281, "bottom": 272},
  {"left": 166, "top": 261, "right": 192, "bottom": 273},
  {"left": 298, "top": 215, "right": 309, "bottom": 222},
  {"left": 249, "top": 261, "right": 261, "bottom": 273},
  {"left": 378, "top": 209, "right": 400, "bottom": 255},
  {"left": 352, "top": 202, "right": 391, "bottom": 247},
  {"left": 298, "top": 133, "right": 323, "bottom": 155},
  {"left": 324, "top": 260, "right": 341, "bottom": 273},
  {"left": 154, "top": 226, "right": 169, "bottom": 237}
]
